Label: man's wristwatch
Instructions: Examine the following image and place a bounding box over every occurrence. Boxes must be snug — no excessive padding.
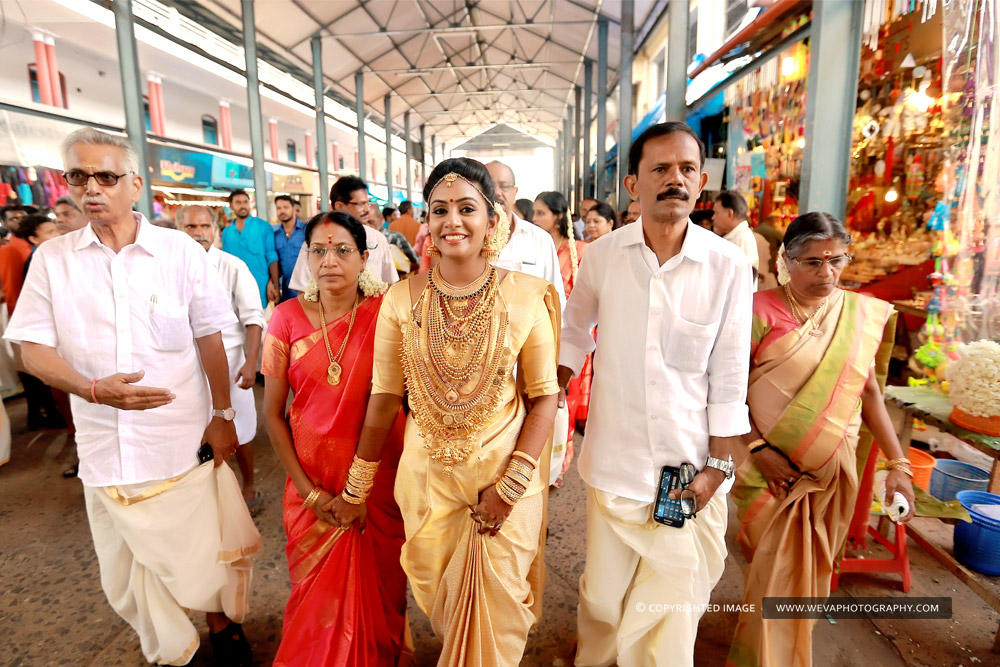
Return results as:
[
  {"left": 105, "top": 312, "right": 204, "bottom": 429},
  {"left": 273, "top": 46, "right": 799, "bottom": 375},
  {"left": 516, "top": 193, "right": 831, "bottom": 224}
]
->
[
  {"left": 704, "top": 455, "right": 735, "bottom": 480},
  {"left": 212, "top": 407, "right": 236, "bottom": 422}
]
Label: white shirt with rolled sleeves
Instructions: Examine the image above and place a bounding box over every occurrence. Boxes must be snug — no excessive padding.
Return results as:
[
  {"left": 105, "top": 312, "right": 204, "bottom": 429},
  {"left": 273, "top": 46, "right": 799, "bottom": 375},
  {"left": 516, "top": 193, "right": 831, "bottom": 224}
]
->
[
  {"left": 288, "top": 225, "right": 398, "bottom": 293},
  {"left": 208, "top": 245, "right": 265, "bottom": 445},
  {"left": 559, "top": 218, "right": 753, "bottom": 503},
  {"left": 3, "top": 214, "right": 237, "bottom": 487},
  {"left": 494, "top": 214, "right": 566, "bottom": 311},
  {"left": 723, "top": 220, "right": 760, "bottom": 272}
]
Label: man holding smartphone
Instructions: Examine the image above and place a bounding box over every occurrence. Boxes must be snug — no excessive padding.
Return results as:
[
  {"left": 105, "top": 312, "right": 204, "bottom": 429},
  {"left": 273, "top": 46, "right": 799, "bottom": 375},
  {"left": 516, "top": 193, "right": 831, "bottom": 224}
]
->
[
  {"left": 559, "top": 122, "right": 753, "bottom": 667},
  {"left": 5, "top": 128, "right": 260, "bottom": 667}
]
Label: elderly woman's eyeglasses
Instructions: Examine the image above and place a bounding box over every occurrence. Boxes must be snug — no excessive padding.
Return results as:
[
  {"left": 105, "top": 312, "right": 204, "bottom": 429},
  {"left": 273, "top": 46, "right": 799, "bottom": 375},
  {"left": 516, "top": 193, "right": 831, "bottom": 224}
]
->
[
  {"left": 63, "top": 171, "right": 133, "bottom": 187},
  {"left": 788, "top": 254, "right": 852, "bottom": 272},
  {"left": 310, "top": 244, "right": 358, "bottom": 259}
]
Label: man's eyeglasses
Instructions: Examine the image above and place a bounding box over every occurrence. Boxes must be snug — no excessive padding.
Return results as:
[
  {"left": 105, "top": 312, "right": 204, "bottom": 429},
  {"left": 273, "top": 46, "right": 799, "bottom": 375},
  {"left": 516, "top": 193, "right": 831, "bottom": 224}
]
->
[
  {"left": 63, "top": 171, "right": 133, "bottom": 187},
  {"left": 675, "top": 463, "right": 699, "bottom": 518},
  {"left": 310, "top": 244, "right": 358, "bottom": 259},
  {"left": 495, "top": 181, "right": 515, "bottom": 191},
  {"left": 788, "top": 254, "right": 853, "bottom": 272},
  {"left": 346, "top": 199, "right": 374, "bottom": 208}
]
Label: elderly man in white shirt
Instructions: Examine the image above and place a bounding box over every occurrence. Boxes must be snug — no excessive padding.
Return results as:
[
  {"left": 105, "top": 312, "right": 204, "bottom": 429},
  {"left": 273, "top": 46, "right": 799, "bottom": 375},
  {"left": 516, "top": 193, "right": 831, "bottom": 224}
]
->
[
  {"left": 486, "top": 160, "right": 570, "bottom": 485},
  {"left": 713, "top": 191, "right": 761, "bottom": 292},
  {"left": 288, "top": 175, "right": 397, "bottom": 293},
  {"left": 560, "top": 123, "right": 753, "bottom": 667},
  {"left": 5, "top": 129, "right": 260, "bottom": 667},
  {"left": 177, "top": 205, "right": 266, "bottom": 513}
]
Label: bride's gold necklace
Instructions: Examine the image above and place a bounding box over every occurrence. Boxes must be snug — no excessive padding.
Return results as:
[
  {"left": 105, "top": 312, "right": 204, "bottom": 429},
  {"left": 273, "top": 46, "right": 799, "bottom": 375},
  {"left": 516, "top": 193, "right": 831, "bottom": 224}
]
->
[
  {"left": 318, "top": 292, "right": 359, "bottom": 385},
  {"left": 784, "top": 283, "right": 829, "bottom": 337},
  {"left": 402, "top": 264, "right": 510, "bottom": 474}
]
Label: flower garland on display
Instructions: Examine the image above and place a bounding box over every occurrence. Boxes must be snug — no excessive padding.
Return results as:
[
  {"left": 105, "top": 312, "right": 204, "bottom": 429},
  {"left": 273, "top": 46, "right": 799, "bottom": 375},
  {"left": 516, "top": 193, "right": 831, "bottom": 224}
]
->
[
  {"left": 566, "top": 214, "right": 579, "bottom": 285},
  {"left": 947, "top": 340, "right": 1000, "bottom": 435}
]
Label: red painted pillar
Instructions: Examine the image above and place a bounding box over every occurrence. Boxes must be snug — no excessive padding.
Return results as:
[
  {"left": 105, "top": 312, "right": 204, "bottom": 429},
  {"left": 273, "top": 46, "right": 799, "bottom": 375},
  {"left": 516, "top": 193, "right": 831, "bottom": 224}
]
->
[
  {"left": 154, "top": 77, "right": 166, "bottom": 135},
  {"left": 371, "top": 157, "right": 377, "bottom": 181},
  {"left": 146, "top": 77, "right": 158, "bottom": 134},
  {"left": 354, "top": 149, "right": 359, "bottom": 171},
  {"left": 304, "top": 132, "right": 314, "bottom": 167},
  {"left": 332, "top": 142, "right": 340, "bottom": 172},
  {"left": 44, "top": 36, "right": 63, "bottom": 108},
  {"left": 32, "top": 33, "right": 53, "bottom": 106},
  {"left": 269, "top": 119, "right": 280, "bottom": 161},
  {"left": 219, "top": 101, "right": 232, "bottom": 150}
]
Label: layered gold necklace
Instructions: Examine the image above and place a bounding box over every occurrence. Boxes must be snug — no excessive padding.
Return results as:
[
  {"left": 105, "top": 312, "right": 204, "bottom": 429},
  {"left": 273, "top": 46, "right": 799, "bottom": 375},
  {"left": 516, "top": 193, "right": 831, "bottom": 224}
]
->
[
  {"left": 784, "top": 283, "right": 830, "bottom": 337},
  {"left": 402, "top": 264, "right": 510, "bottom": 474}
]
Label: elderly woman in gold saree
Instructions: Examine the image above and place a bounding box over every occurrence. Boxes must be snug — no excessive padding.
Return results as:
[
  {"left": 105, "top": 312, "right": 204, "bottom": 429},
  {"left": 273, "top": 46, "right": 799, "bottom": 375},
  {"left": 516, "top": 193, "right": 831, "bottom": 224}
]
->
[
  {"left": 325, "top": 157, "right": 560, "bottom": 666},
  {"left": 726, "top": 212, "right": 916, "bottom": 667}
]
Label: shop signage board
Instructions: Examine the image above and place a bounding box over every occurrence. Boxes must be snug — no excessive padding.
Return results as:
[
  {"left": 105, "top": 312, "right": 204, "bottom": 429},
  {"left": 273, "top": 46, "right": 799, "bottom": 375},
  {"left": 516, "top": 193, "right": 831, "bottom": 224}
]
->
[
  {"left": 212, "top": 158, "right": 257, "bottom": 190},
  {"left": 272, "top": 170, "right": 312, "bottom": 194},
  {"left": 149, "top": 145, "right": 213, "bottom": 186}
]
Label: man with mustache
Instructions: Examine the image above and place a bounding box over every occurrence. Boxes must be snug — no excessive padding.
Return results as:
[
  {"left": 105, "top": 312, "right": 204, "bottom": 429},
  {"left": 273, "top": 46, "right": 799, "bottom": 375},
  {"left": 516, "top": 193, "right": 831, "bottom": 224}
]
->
[
  {"left": 5, "top": 128, "right": 260, "bottom": 666},
  {"left": 559, "top": 122, "right": 753, "bottom": 667},
  {"left": 178, "top": 205, "right": 265, "bottom": 514}
]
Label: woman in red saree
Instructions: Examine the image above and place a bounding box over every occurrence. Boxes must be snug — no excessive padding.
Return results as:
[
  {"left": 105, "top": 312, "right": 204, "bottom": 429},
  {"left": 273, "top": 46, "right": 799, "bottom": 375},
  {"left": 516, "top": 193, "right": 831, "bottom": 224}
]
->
[
  {"left": 533, "top": 191, "right": 590, "bottom": 477},
  {"left": 262, "top": 211, "right": 409, "bottom": 666},
  {"left": 726, "top": 213, "right": 915, "bottom": 667}
]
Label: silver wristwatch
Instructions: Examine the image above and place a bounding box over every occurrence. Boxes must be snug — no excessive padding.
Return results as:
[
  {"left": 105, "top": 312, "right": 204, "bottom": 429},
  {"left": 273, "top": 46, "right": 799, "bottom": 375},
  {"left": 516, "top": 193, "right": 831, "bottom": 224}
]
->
[
  {"left": 212, "top": 407, "right": 236, "bottom": 422},
  {"left": 704, "top": 455, "right": 735, "bottom": 479}
]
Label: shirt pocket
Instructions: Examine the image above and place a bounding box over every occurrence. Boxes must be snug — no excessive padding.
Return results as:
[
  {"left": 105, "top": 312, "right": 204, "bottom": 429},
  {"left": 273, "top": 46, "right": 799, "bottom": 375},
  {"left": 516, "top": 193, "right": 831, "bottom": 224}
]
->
[
  {"left": 148, "top": 303, "right": 192, "bottom": 351},
  {"left": 664, "top": 317, "right": 718, "bottom": 374}
]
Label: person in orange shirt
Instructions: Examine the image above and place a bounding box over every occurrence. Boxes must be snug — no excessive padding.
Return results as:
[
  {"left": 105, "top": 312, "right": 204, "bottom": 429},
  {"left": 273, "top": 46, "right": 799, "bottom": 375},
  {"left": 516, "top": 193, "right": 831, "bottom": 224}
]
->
[
  {"left": 388, "top": 200, "right": 420, "bottom": 245},
  {"left": 0, "top": 207, "right": 34, "bottom": 312}
]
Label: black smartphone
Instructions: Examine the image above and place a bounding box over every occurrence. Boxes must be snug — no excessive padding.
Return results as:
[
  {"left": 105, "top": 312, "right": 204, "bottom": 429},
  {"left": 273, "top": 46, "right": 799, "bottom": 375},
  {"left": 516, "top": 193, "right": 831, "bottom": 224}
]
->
[
  {"left": 197, "top": 443, "right": 214, "bottom": 464},
  {"left": 653, "top": 465, "right": 686, "bottom": 528}
]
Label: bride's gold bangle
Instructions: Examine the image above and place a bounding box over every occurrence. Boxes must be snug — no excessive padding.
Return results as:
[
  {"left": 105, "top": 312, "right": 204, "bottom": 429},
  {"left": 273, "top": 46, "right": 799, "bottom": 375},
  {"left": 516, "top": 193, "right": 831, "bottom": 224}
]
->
[{"left": 748, "top": 438, "right": 769, "bottom": 454}]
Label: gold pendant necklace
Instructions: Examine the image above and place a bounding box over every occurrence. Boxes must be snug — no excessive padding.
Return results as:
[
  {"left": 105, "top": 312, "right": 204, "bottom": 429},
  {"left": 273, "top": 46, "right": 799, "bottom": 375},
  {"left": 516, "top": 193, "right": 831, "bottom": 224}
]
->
[
  {"left": 318, "top": 292, "right": 359, "bottom": 385},
  {"left": 784, "top": 284, "right": 828, "bottom": 337}
]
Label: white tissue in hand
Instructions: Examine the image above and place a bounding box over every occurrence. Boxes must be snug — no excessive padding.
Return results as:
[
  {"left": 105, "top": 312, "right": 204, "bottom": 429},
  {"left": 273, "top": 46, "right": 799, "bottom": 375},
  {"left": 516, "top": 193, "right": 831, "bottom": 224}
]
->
[{"left": 875, "top": 470, "right": 910, "bottom": 523}]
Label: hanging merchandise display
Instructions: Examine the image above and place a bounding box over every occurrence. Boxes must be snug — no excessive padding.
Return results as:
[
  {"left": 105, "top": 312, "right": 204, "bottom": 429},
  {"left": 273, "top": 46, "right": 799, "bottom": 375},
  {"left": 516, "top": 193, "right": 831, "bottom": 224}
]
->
[
  {"left": 842, "top": 1, "right": 948, "bottom": 293},
  {"left": 725, "top": 37, "right": 809, "bottom": 229},
  {"left": 905, "top": 0, "right": 1000, "bottom": 438},
  {"left": 0, "top": 165, "right": 70, "bottom": 210}
]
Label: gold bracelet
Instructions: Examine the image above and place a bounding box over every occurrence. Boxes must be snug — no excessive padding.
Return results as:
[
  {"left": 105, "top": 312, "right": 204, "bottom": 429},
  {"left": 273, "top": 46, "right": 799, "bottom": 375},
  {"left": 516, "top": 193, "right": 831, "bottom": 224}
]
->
[
  {"left": 885, "top": 462, "right": 914, "bottom": 478},
  {"left": 302, "top": 486, "right": 322, "bottom": 509},
  {"left": 341, "top": 489, "right": 365, "bottom": 505},
  {"left": 884, "top": 457, "right": 912, "bottom": 468},
  {"left": 499, "top": 476, "right": 526, "bottom": 502},
  {"left": 505, "top": 467, "right": 532, "bottom": 487},
  {"left": 495, "top": 480, "right": 520, "bottom": 505},
  {"left": 506, "top": 458, "right": 535, "bottom": 480},
  {"left": 747, "top": 438, "right": 768, "bottom": 453},
  {"left": 510, "top": 450, "right": 539, "bottom": 468}
]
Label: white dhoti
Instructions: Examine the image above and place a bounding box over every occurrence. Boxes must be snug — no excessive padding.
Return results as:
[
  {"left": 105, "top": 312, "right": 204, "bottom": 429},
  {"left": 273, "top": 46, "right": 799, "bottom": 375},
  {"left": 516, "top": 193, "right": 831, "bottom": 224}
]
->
[
  {"left": 576, "top": 486, "right": 728, "bottom": 667},
  {"left": 226, "top": 345, "right": 257, "bottom": 446},
  {"left": 549, "top": 403, "right": 570, "bottom": 486},
  {"left": 83, "top": 462, "right": 262, "bottom": 666}
]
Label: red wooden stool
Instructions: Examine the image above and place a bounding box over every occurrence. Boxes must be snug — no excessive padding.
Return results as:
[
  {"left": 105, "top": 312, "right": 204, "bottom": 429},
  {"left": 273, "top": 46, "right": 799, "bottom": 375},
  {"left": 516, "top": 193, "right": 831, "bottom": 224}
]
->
[{"left": 831, "top": 440, "right": 911, "bottom": 592}]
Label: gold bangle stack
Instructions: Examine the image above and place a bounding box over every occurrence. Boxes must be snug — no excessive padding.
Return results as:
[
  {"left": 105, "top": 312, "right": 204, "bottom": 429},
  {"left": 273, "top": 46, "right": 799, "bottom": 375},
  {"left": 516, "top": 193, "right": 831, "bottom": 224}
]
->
[
  {"left": 884, "top": 457, "right": 914, "bottom": 478},
  {"left": 495, "top": 453, "right": 536, "bottom": 505},
  {"left": 342, "top": 455, "right": 380, "bottom": 505},
  {"left": 302, "top": 486, "right": 322, "bottom": 509},
  {"left": 510, "top": 450, "right": 539, "bottom": 467},
  {"left": 747, "top": 438, "right": 768, "bottom": 453}
]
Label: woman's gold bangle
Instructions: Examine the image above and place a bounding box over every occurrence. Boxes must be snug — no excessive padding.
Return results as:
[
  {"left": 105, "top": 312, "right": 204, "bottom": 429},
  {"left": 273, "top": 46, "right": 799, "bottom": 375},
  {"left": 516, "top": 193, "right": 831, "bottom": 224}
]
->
[
  {"left": 747, "top": 438, "right": 768, "bottom": 453},
  {"left": 511, "top": 450, "right": 539, "bottom": 468},
  {"left": 341, "top": 489, "right": 365, "bottom": 505},
  {"left": 507, "top": 458, "right": 535, "bottom": 479},
  {"left": 302, "top": 486, "right": 322, "bottom": 509}
]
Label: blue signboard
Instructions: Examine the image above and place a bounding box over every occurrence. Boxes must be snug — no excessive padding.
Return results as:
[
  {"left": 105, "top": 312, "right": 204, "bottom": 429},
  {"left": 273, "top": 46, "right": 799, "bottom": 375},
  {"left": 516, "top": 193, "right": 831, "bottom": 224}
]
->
[
  {"left": 150, "top": 145, "right": 213, "bottom": 187},
  {"left": 211, "top": 158, "right": 256, "bottom": 190}
]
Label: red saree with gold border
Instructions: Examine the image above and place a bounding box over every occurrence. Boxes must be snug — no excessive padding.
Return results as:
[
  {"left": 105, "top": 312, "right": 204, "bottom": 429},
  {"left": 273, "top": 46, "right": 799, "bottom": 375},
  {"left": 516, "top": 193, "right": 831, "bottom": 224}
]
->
[{"left": 263, "top": 296, "right": 410, "bottom": 667}]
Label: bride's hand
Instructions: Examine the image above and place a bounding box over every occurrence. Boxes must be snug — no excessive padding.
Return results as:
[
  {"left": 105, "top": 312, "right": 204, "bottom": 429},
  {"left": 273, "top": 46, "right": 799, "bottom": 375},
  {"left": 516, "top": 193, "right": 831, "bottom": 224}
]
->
[
  {"left": 469, "top": 486, "right": 514, "bottom": 537},
  {"left": 323, "top": 493, "right": 368, "bottom": 531}
]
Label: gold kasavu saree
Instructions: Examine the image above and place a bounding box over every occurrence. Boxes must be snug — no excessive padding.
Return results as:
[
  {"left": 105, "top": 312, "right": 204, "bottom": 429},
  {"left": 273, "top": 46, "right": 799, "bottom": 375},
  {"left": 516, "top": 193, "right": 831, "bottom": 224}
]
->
[{"left": 372, "top": 271, "right": 561, "bottom": 667}]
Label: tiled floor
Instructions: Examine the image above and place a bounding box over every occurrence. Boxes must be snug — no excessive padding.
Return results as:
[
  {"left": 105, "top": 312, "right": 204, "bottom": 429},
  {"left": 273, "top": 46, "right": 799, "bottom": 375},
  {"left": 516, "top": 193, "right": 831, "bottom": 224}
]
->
[{"left": 1, "top": 388, "right": 997, "bottom": 666}]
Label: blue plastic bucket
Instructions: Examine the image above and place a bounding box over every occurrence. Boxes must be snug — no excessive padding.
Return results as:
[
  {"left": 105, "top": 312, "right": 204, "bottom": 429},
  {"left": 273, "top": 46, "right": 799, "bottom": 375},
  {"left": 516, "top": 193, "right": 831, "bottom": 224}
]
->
[
  {"left": 954, "top": 490, "right": 1000, "bottom": 576},
  {"left": 929, "top": 460, "right": 990, "bottom": 502}
]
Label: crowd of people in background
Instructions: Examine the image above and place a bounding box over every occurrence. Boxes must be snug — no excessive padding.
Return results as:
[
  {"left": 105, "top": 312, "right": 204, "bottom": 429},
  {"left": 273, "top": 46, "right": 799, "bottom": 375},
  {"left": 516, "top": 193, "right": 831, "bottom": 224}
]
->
[{"left": 0, "top": 121, "right": 917, "bottom": 667}]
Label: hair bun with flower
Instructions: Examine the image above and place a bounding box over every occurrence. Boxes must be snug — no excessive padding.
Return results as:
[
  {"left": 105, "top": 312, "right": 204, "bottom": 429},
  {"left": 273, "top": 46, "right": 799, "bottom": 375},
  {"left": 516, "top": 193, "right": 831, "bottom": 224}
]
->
[
  {"left": 776, "top": 243, "right": 791, "bottom": 285},
  {"left": 358, "top": 266, "right": 388, "bottom": 297}
]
